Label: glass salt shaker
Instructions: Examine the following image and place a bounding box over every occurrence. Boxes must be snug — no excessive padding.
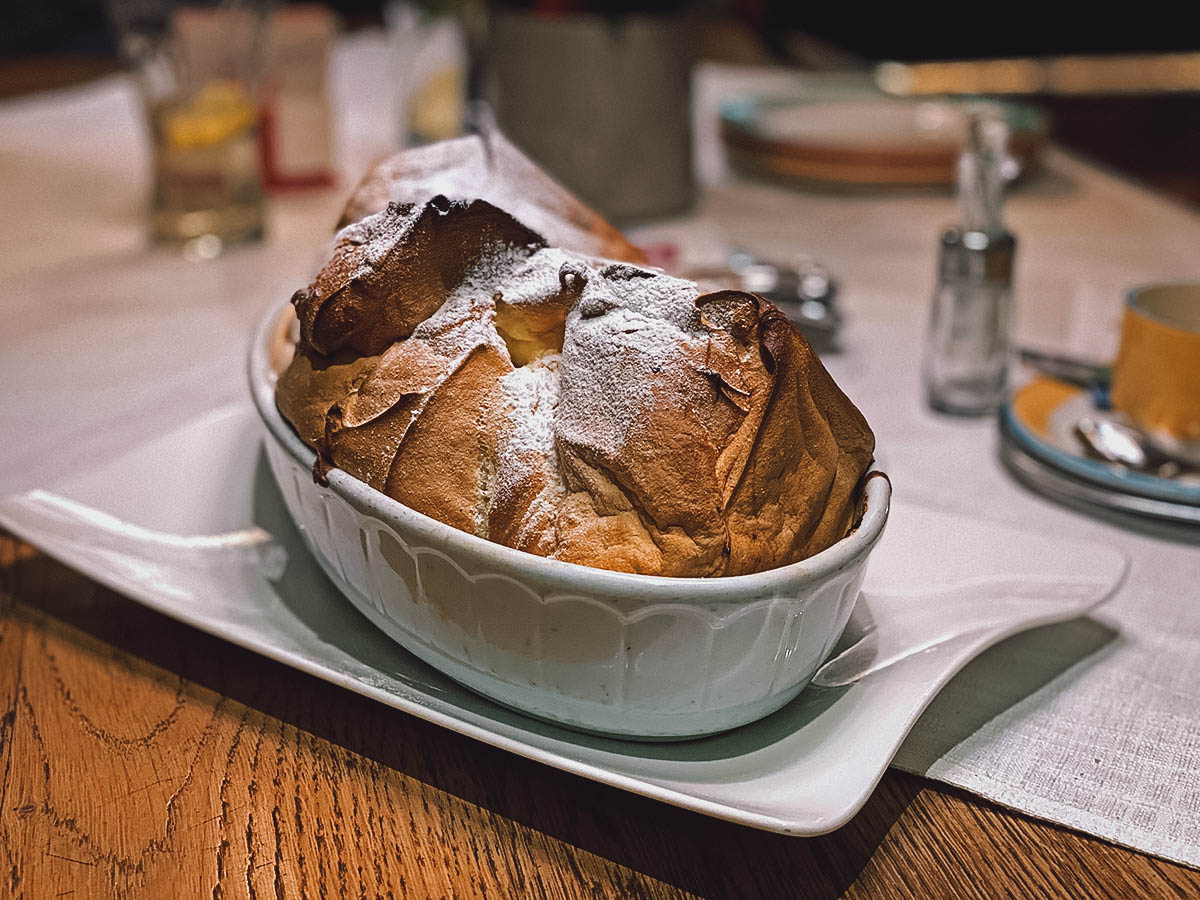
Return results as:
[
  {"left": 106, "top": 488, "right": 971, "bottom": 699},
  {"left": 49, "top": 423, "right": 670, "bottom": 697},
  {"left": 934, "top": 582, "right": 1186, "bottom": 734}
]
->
[{"left": 923, "top": 109, "right": 1017, "bottom": 415}]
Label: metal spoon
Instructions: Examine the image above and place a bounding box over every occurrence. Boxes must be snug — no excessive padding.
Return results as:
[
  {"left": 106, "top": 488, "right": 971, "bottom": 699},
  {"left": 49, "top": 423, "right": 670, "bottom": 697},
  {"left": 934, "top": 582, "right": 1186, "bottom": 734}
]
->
[{"left": 1075, "top": 416, "right": 1195, "bottom": 478}]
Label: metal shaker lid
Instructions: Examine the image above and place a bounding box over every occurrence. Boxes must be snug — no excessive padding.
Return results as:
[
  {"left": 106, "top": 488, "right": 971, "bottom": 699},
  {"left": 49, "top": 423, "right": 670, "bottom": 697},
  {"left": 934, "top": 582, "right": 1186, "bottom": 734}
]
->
[{"left": 938, "top": 227, "right": 1016, "bottom": 287}]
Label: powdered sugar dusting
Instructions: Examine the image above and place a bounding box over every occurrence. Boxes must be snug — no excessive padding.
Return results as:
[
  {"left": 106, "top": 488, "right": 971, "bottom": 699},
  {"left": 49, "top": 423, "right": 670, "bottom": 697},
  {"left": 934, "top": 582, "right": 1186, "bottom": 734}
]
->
[
  {"left": 499, "top": 354, "right": 561, "bottom": 459},
  {"left": 410, "top": 241, "right": 532, "bottom": 358},
  {"left": 336, "top": 202, "right": 424, "bottom": 271},
  {"left": 495, "top": 354, "right": 566, "bottom": 544},
  {"left": 594, "top": 263, "right": 702, "bottom": 332},
  {"left": 393, "top": 235, "right": 707, "bottom": 463},
  {"left": 343, "top": 133, "right": 628, "bottom": 260},
  {"left": 499, "top": 247, "right": 579, "bottom": 307},
  {"left": 553, "top": 268, "right": 703, "bottom": 458},
  {"left": 335, "top": 197, "right": 716, "bottom": 539}
]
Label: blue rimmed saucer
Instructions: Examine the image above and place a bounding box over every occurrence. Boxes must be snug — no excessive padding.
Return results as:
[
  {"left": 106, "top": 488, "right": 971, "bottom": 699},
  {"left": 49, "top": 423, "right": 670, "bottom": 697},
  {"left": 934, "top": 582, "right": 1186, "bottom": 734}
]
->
[{"left": 1000, "top": 377, "right": 1200, "bottom": 526}]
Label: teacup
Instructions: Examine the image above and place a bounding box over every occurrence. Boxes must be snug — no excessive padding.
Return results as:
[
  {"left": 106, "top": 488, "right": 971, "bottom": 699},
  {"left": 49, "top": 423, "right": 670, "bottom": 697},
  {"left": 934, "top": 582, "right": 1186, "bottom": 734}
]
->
[{"left": 1110, "top": 283, "right": 1200, "bottom": 465}]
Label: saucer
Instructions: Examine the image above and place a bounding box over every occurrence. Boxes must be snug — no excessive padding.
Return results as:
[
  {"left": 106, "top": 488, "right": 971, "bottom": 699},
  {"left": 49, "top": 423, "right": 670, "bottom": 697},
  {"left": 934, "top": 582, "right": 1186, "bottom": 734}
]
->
[{"left": 1001, "top": 377, "right": 1200, "bottom": 525}]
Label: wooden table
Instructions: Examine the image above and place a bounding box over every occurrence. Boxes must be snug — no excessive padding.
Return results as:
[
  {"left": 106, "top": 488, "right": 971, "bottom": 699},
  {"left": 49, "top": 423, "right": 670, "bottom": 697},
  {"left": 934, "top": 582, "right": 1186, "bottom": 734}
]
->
[{"left": 4, "top": 536, "right": 1199, "bottom": 898}]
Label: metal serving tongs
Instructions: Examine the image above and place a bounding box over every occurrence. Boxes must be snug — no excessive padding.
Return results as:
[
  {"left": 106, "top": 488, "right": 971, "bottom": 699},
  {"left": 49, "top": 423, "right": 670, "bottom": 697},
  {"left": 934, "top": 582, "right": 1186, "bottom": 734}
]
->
[{"left": 683, "top": 250, "right": 843, "bottom": 347}]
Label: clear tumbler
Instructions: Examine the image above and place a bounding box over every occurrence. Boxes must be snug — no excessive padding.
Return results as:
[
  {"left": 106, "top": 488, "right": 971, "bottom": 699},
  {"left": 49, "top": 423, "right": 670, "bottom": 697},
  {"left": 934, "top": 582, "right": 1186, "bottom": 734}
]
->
[{"left": 107, "top": 0, "right": 269, "bottom": 255}]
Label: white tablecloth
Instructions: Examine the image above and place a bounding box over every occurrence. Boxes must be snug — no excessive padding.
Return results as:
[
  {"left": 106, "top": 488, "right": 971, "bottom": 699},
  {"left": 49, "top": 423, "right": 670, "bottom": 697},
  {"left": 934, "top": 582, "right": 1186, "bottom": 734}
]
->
[{"left": 2, "top": 36, "right": 1198, "bottom": 867}]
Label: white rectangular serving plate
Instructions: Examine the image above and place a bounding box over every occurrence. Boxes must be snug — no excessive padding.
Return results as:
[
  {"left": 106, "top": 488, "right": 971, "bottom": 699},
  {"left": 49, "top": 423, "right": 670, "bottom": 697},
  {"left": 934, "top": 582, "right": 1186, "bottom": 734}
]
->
[{"left": 0, "top": 403, "right": 1128, "bottom": 834}]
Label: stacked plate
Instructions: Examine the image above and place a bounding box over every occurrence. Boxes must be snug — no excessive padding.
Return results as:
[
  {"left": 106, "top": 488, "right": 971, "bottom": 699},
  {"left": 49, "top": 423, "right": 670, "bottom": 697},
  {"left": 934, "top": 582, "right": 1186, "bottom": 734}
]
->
[
  {"left": 1001, "top": 377, "right": 1200, "bottom": 526},
  {"left": 720, "top": 95, "right": 1047, "bottom": 189}
]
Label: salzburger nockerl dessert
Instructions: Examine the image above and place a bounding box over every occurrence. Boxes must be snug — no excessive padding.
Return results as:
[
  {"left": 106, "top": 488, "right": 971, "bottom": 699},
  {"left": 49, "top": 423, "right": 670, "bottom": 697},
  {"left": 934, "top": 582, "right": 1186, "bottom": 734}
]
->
[{"left": 274, "top": 135, "right": 875, "bottom": 578}]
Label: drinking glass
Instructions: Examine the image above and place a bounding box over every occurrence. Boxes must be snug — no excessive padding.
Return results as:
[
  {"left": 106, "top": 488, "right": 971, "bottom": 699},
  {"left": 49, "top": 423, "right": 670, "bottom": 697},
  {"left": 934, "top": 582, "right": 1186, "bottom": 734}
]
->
[{"left": 108, "top": 0, "right": 270, "bottom": 255}]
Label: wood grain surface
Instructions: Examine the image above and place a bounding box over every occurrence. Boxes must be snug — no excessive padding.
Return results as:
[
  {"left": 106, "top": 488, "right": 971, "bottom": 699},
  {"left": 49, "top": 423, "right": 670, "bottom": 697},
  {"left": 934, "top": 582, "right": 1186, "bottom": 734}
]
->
[{"left": 2, "top": 533, "right": 1198, "bottom": 899}]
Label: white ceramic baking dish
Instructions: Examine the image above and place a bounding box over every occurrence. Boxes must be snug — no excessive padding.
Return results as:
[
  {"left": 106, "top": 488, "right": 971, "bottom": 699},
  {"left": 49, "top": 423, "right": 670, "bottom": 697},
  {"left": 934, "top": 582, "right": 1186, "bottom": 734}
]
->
[{"left": 249, "top": 298, "right": 891, "bottom": 738}]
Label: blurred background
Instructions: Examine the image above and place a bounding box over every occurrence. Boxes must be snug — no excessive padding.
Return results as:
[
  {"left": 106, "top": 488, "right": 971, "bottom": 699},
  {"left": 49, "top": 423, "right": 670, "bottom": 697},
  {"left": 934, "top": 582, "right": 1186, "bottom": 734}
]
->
[{"left": 3, "top": 0, "right": 1200, "bottom": 210}]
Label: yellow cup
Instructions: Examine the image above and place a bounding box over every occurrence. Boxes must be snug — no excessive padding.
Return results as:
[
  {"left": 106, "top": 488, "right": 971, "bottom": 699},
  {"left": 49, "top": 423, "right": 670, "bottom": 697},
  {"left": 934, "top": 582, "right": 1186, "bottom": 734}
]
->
[{"left": 1110, "top": 283, "right": 1200, "bottom": 464}]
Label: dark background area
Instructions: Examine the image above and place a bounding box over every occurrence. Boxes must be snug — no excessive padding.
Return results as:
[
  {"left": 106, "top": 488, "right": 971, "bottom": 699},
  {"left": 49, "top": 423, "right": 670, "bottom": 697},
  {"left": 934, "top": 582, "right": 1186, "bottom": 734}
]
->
[
  {"left": 7, "top": 0, "right": 1200, "bottom": 60},
  {"left": 3, "top": 0, "right": 1199, "bottom": 205}
]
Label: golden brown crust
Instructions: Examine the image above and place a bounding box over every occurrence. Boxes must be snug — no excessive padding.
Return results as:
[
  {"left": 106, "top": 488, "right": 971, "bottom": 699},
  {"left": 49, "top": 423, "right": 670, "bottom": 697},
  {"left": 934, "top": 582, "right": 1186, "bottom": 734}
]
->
[
  {"left": 297, "top": 198, "right": 545, "bottom": 357},
  {"left": 339, "top": 132, "right": 646, "bottom": 265},
  {"left": 382, "top": 343, "right": 511, "bottom": 536},
  {"left": 723, "top": 302, "right": 875, "bottom": 573},
  {"left": 276, "top": 169, "right": 875, "bottom": 577}
]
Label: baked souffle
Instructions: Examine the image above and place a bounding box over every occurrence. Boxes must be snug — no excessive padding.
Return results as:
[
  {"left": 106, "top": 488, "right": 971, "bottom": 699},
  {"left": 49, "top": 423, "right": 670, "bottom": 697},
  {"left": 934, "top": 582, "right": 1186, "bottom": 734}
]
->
[{"left": 275, "top": 139, "right": 875, "bottom": 577}]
